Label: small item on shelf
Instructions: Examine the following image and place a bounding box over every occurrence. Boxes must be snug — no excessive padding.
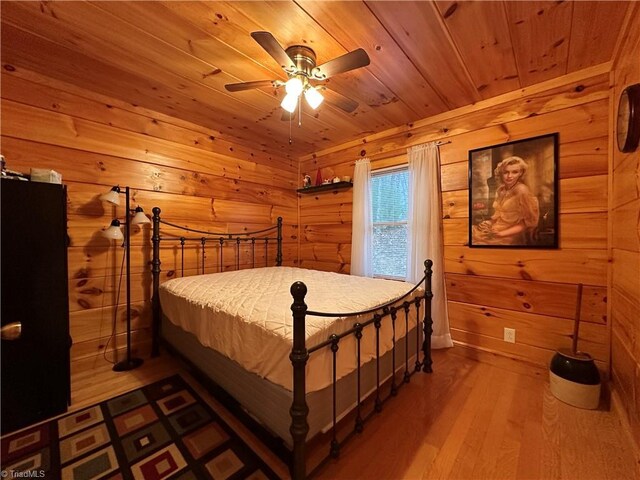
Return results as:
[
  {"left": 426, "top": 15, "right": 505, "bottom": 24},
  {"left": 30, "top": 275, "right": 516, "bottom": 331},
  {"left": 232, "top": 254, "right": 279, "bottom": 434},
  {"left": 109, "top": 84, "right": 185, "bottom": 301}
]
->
[
  {"left": 342, "top": 175, "right": 351, "bottom": 183},
  {"left": 1, "top": 155, "right": 29, "bottom": 181},
  {"left": 30, "top": 168, "right": 62, "bottom": 184},
  {"left": 332, "top": 176, "right": 341, "bottom": 183},
  {"left": 296, "top": 179, "right": 353, "bottom": 193},
  {"left": 3, "top": 172, "right": 29, "bottom": 182},
  {"left": 303, "top": 174, "right": 311, "bottom": 188},
  {"left": 315, "top": 169, "right": 323, "bottom": 186},
  {"left": 2, "top": 172, "right": 29, "bottom": 181}
]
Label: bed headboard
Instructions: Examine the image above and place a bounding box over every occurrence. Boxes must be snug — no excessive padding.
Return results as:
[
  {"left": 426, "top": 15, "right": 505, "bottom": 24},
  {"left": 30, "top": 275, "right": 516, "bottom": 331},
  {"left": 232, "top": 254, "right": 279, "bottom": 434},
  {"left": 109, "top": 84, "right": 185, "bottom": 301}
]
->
[{"left": 150, "top": 206, "right": 282, "bottom": 355}]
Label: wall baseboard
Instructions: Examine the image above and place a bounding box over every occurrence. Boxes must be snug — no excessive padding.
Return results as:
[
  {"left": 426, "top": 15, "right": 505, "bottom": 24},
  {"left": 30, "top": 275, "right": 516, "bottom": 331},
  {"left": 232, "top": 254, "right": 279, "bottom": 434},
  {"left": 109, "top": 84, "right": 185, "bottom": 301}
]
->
[{"left": 449, "top": 341, "right": 547, "bottom": 379}]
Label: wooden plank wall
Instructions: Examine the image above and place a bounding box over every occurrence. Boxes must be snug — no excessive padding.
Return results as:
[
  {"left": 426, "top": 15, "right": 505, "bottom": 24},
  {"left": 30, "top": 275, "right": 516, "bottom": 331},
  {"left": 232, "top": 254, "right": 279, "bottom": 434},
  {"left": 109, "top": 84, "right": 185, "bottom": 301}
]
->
[
  {"left": 0, "top": 68, "right": 298, "bottom": 386},
  {"left": 611, "top": 4, "right": 640, "bottom": 448},
  {"left": 299, "top": 66, "right": 611, "bottom": 373}
]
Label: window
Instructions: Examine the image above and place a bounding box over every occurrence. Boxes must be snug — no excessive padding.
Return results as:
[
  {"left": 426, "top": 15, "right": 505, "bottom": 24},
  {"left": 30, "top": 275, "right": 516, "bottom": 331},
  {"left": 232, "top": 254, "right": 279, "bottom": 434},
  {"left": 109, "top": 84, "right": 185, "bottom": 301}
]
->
[{"left": 371, "top": 167, "right": 409, "bottom": 279}]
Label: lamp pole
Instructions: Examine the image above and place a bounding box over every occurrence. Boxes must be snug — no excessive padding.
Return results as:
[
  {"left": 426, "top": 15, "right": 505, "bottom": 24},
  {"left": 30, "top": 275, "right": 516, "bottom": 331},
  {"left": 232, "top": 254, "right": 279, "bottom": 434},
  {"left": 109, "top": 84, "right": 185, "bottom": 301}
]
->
[{"left": 113, "top": 186, "right": 143, "bottom": 371}]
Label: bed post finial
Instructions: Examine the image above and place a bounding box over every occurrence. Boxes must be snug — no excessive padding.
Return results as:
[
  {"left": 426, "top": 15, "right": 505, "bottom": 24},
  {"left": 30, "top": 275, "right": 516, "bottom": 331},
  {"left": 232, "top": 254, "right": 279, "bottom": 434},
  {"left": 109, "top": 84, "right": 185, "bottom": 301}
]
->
[
  {"left": 290, "top": 281, "right": 309, "bottom": 480},
  {"left": 423, "top": 259, "right": 433, "bottom": 373},
  {"left": 151, "top": 207, "right": 162, "bottom": 357},
  {"left": 276, "top": 217, "right": 283, "bottom": 266}
]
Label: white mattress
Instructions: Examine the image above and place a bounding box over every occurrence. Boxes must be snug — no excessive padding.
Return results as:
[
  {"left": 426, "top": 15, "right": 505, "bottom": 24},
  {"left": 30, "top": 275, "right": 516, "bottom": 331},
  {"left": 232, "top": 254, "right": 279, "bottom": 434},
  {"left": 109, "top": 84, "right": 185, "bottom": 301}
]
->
[{"left": 159, "top": 267, "right": 422, "bottom": 393}]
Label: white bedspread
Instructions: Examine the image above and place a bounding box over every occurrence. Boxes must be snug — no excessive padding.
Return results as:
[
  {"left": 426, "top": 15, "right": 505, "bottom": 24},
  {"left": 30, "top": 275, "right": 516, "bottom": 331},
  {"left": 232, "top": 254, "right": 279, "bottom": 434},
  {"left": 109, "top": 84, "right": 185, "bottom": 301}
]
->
[{"left": 159, "top": 267, "right": 422, "bottom": 392}]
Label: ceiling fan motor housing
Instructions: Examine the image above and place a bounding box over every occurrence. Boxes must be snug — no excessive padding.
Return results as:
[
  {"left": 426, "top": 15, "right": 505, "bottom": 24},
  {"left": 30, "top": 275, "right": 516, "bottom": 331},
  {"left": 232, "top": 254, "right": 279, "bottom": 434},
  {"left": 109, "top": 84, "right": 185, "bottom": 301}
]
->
[{"left": 284, "top": 45, "right": 317, "bottom": 77}]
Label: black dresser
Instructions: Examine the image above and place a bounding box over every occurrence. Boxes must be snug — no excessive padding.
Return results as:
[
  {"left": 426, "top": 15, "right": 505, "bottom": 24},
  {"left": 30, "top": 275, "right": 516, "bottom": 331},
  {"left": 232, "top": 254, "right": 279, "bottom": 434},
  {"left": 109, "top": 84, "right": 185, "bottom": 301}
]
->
[{"left": 1, "top": 179, "right": 70, "bottom": 434}]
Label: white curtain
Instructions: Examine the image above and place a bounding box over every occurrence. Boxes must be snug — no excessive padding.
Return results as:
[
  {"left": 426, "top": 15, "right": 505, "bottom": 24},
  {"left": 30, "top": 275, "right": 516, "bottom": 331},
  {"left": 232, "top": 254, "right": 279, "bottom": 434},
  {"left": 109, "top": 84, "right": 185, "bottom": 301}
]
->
[
  {"left": 407, "top": 143, "right": 453, "bottom": 349},
  {"left": 351, "top": 158, "right": 373, "bottom": 277}
]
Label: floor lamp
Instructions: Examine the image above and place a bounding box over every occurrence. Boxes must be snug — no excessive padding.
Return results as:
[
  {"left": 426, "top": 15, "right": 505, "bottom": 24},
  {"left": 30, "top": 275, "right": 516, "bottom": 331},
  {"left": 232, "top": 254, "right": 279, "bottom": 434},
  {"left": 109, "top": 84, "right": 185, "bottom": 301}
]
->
[{"left": 100, "top": 186, "right": 150, "bottom": 372}]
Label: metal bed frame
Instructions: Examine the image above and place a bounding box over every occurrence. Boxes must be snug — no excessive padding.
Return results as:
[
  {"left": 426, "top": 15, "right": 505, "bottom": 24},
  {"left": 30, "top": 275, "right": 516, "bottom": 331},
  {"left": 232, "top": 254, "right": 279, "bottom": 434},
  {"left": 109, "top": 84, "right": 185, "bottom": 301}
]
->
[{"left": 150, "top": 207, "right": 433, "bottom": 479}]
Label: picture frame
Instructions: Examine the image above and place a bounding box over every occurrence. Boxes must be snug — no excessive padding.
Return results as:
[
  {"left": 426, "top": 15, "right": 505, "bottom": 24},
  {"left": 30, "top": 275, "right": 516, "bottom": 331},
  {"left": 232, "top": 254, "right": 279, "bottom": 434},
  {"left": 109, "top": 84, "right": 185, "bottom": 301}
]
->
[{"left": 468, "top": 133, "right": 559, "bottom": 249}]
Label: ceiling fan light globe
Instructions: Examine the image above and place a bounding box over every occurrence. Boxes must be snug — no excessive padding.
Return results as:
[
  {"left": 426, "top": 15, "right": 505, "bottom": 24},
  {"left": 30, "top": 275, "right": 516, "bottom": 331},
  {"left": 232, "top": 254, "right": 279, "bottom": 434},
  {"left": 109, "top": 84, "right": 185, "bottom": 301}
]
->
[
  {"left": 281, "top": 93, "right": 298, "bottom": 113},
  {"left": 285, "top": 77, "right": 304, "bottom": 97},
  {"left": 304, "top": 87, "right": 324, "bottom": 109}
]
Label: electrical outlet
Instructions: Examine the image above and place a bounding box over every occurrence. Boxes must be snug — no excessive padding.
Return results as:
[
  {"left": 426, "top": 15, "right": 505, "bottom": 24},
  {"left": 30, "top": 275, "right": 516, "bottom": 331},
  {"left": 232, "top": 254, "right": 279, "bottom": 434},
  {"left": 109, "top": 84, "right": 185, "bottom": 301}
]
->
[{"left": 504, "top": 327, "right": 516, "bottom": 343}]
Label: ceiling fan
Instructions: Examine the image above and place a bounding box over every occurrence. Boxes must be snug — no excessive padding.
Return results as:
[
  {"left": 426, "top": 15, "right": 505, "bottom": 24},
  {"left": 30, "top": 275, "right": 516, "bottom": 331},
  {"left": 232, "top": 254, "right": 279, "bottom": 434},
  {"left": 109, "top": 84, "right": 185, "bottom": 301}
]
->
[{"left": 225, "top": 32, "right": 370, "bottom": 116}]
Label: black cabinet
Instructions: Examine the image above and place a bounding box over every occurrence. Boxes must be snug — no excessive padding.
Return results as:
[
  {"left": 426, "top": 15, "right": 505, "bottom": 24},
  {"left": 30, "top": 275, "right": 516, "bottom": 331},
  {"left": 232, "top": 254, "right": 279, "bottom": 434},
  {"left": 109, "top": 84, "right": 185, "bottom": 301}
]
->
[{"left": 1, "top": 179, "right": 70, "bottom": 434}]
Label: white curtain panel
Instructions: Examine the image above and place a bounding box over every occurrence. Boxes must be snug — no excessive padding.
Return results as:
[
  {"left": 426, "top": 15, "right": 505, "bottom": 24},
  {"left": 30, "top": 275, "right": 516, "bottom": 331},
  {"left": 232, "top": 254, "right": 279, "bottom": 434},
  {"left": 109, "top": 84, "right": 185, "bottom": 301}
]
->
[
  {"left": 407, "top": 143, "right": 453, "bottom": 349},
  {"left": 350, "top": 158, "right": 373, "bottom": 277}
]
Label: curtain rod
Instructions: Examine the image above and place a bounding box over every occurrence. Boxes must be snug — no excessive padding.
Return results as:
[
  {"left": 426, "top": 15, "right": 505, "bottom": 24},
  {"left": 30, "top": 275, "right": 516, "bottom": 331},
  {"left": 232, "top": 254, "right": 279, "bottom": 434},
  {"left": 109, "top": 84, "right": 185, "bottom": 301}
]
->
[
  {"left": 369, "top": 140, "right": 453, "bottom": 170},
  {"left": 409, "top": 140, "right": 452, "bottom": 149}
]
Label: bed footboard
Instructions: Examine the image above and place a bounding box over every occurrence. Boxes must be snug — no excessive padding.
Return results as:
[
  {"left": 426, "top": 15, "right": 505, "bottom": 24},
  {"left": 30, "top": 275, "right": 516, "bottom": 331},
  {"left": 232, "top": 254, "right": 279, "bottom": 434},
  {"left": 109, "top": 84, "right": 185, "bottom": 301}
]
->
[
  {"left": 289, "top": 260, "right": 434, "bottom": 479},
  {"left": 290, "top": 282, "right": 310, "bottom": 480}
]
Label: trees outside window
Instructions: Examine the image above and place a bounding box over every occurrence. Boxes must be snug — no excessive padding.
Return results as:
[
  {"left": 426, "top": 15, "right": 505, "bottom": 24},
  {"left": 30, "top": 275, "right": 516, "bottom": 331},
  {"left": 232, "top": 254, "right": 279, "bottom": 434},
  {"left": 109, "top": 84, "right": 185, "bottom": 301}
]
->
[{"left": 371, "top": 167, "right": 409, "bottom": 279}]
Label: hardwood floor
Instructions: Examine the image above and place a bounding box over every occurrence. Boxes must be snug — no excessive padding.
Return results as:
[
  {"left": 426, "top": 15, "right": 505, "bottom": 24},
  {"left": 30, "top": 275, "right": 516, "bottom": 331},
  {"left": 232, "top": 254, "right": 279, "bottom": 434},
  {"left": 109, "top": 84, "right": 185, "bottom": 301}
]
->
[{"left": 71, "top": 349, "right": 639, "bottom": 480}]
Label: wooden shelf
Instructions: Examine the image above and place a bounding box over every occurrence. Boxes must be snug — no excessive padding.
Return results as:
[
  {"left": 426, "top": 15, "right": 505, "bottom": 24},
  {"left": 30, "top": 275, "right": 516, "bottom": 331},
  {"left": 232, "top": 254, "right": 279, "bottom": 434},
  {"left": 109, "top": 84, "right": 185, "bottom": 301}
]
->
[{"left": 297, "top": 181, "right": 353, "bottom": 194}]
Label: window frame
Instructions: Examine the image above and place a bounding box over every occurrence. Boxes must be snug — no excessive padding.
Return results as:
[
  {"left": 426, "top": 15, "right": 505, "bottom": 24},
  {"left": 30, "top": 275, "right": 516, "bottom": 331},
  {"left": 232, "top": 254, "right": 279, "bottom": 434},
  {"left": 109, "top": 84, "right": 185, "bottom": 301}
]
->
[{"left": 371, "top": 165, "right": 409, "bottom": 281}]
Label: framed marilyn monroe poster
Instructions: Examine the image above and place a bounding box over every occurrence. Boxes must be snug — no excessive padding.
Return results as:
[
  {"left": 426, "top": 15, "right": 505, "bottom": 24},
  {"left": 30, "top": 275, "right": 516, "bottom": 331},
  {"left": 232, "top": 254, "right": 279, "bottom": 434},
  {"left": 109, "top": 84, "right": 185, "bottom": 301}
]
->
[{"left": 468, "top": 133, "right": 558, "bottom": 249}]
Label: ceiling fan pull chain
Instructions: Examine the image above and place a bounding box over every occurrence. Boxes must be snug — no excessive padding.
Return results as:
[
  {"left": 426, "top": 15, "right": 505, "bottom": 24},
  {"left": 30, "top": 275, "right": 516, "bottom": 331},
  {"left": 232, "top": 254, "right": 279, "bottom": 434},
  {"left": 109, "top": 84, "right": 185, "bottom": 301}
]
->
[
  {"left": 298, "top": 94, "right": 302, "bottom": 127},
  {"left": 289, "top": 112, "right": 293, "bottom": 145}
]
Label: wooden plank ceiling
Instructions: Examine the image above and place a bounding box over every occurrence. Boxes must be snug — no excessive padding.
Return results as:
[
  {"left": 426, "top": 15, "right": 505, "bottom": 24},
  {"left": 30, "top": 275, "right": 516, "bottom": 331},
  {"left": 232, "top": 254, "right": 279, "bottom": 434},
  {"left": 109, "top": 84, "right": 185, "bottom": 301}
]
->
[{"left": 0, "top": 1, "right": 628, "bottom": 158}]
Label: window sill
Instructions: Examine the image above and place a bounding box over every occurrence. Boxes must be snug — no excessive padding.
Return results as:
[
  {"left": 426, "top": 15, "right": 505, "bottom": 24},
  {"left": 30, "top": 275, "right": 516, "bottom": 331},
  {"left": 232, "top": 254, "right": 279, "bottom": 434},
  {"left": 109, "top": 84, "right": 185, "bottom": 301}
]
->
[{"left": 373, "top": 274, "right": 407, "bottom": 282}]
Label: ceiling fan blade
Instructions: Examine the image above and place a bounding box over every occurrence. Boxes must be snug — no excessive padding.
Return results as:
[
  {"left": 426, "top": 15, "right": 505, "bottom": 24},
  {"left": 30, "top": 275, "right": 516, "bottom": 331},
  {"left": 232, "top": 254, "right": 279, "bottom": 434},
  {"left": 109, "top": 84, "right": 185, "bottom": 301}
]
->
[
  {"left": 224, "top": 80, "right": 277, "bottom": 92},
  {"left": 251, "top": 31, "right": 297, "bottom": 72},
  {"left": 320, "top": 87, "right": 359, "bottom": 113},
  {"left": 311, "top": 48, "right": 370, "bottom": 80}
]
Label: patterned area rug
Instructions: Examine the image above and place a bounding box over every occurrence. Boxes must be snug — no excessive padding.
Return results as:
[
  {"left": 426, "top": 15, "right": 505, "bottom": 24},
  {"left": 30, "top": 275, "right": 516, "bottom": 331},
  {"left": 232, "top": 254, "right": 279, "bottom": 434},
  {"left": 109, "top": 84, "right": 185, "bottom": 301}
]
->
[{"left": 1, "top": 374, "right": 280, "bottom": 479}]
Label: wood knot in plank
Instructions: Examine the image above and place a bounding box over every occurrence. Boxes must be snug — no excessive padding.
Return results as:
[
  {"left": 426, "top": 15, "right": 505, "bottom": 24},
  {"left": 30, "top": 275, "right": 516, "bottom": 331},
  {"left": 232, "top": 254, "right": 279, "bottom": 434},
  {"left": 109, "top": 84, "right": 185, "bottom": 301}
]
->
[
  {"left": 443, "top": 2, "right": 458, "bottom": 18},
  {"left": 77, "top": 299, "right": 91, "bottom": 310},
  {"left": 519, "top": 271, "right": 533, "bottom": 281},
  {"left": 74, "top": 268, "right": 90, "bottom": 279},
  {"left": 80, "top": 288, "right": 102, "bottom": 296}
]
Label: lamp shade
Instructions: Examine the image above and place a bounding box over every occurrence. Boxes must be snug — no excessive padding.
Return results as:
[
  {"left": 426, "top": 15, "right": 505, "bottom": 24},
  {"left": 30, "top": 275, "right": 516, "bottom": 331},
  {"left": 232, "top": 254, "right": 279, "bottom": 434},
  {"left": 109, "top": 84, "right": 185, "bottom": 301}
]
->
[
  {"left": 102, "top": 219, "right": 124, "bottom": 241},
  {"left": 100, "top": 186, "right": 121, "bottom": 205},
  {"left": 281, "top": 93, "right": 298, "bottom": 113},
  {"left": 304, "top": 87, "right": 324, "bottom": 110},
  {"left": 285, "top": 77, "right": 304, "bottom": 97},
  {"left": 131, "top": 207, "right": 150, "bottom": 225}
]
